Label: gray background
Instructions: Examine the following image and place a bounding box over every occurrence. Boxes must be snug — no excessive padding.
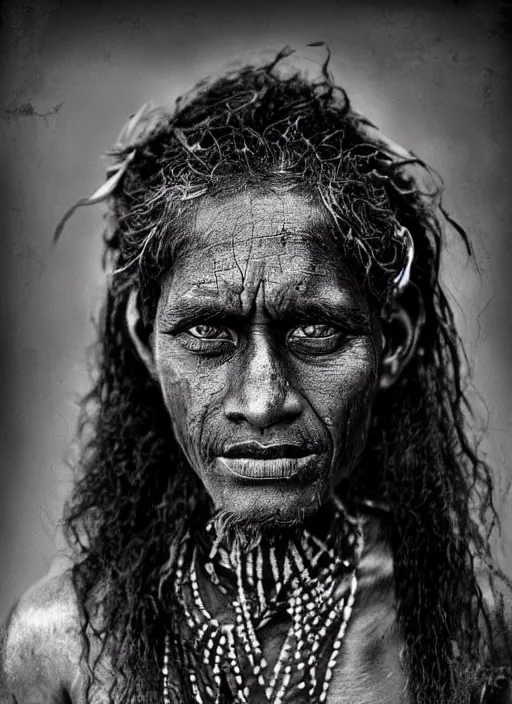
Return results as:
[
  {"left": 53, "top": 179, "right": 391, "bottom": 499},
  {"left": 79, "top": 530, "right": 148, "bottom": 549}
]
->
[{"left": 1, "top": 0, "right": 511, "bottom": 622}]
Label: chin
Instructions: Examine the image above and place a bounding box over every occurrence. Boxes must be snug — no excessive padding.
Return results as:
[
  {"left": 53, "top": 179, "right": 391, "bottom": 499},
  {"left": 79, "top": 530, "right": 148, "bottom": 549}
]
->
[{"left": 209, "top": 478, "right": 330, "bottom": 546}]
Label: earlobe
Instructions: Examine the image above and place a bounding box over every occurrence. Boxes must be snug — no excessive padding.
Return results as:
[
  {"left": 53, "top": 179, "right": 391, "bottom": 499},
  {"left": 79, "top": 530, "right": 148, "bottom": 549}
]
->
[
  {"left": 379, "top": 285, "right": 425, "bottom": 390},
  {"left": 126, "top": 289, "right": 157, "bottom": 378}
]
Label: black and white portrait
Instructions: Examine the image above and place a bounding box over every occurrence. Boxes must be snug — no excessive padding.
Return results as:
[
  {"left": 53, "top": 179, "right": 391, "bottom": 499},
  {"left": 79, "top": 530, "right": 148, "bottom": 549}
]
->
[{"left": 1, "top": 1, "right": 511, "bottom": 702}]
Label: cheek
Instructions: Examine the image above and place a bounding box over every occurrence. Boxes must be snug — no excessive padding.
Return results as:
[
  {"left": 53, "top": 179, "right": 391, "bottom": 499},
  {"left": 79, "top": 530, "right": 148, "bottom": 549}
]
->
[
  {"left": 297, "top": 341, "right": 379, "bottom": 455},
  {"left": 301, "top": 342, "right": 377, "bottom": 412},
  {"left": 155, "top": 340, "right": 227, "bottom": 466}
]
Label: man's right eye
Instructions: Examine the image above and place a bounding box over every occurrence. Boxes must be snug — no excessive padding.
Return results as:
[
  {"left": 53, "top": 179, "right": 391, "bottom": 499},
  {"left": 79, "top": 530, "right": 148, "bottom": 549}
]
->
[
  {"left": 176, "top": 325, "right": 237, "bottom": 355},
  {"left": 187, "top": 325, "right": 233, "bottom": 340}
]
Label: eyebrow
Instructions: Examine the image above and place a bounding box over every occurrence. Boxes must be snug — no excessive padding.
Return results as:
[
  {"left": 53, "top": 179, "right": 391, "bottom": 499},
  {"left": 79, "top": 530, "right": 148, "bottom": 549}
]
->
[
  {"left": 159, "top": 291, "right": 371, "bottom": 333},
  {"left": 271, "top": 299, "right": 371, "bottom": 333},
  {"left": 159, "top": 299, "right": 244, "bottom": 331}
]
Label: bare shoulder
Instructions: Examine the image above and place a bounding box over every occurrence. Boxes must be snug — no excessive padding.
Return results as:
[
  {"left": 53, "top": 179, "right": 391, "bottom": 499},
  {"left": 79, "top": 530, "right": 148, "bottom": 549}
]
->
[{"left": 2, "top": 565, "right": 84, "bottom": 703}]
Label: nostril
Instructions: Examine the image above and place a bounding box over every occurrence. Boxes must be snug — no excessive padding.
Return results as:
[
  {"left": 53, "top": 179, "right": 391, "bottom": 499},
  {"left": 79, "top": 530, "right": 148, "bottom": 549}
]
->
[{"left": 225, "top": 409, "right": 246, "bottom": 424}]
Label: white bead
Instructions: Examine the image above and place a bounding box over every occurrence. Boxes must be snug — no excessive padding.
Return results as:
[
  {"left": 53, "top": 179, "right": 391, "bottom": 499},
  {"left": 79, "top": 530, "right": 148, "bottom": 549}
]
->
[{"left": 164, "top": 514, "right": 363, "bottom": 704}]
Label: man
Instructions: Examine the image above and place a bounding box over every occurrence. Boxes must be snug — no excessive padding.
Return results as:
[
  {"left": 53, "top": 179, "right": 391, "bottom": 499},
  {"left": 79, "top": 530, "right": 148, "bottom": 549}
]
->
[{"left": 2, "top": 49, "right": 511, "bottom": 703}]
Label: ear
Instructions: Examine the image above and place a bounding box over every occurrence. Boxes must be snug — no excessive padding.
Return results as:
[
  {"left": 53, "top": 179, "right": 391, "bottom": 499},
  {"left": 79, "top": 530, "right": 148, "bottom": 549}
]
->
[
  {"left": 379, "top": 283, "right": 425, "bottom": 390},
  {"left": 126, "top": 288, "right": 157, "bottom": 378}
]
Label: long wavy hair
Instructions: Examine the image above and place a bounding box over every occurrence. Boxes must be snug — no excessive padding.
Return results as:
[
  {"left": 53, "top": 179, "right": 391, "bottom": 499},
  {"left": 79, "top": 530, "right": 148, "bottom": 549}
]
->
[{"left": 63, "top": 48, "right": 509, "bottom": 703}]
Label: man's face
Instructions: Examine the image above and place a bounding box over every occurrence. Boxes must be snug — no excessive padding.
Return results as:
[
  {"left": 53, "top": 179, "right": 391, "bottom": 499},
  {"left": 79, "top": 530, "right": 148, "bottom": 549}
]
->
[{"left": 151, "top": 189, "right": 381, "bottom": 524}]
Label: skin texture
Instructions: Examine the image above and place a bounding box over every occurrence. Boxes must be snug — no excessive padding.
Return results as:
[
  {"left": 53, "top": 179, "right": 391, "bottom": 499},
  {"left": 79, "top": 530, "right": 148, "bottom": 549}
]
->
[
  {"left": 1, "top": 516, "right": 411, "bottom": 704},
  {"left": 135, "top": 189, "right": 383, "bottom": 524},
  {"left": 9, "top": 189, "right": 510, "bottom": 703},
  {"left": 3, "top": 540, "right": 511, "bottom": 703}
]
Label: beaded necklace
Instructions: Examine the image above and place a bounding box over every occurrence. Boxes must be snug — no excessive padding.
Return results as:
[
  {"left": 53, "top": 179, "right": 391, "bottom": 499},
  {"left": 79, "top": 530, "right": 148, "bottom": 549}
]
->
[{"left": 162, "top": 502, "right": 363, "bottom": 703}]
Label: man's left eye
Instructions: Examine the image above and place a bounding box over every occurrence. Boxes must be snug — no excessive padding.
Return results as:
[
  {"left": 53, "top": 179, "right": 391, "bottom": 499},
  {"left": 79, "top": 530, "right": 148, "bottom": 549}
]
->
[
  {"left": 287, "top": 324, "right": 345, "bottom": 355},
  {"left": 289, "top": 324, "right": 338, "bottom": 339}
]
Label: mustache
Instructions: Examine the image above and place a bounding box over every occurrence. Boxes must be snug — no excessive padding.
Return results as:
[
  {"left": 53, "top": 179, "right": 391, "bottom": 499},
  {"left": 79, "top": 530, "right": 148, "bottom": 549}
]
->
[
  {"left": 203, "top": 426, "right": 327, "bottom": 460},
  {"left": 197, "top": 403, "right": 332, "bottom": 464}
]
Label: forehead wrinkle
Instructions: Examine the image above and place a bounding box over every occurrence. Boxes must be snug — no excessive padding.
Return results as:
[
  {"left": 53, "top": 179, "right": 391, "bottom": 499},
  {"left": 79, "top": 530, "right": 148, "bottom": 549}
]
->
[
  {"left": 164, "top": 245, "right": 355, "bottom": 309},
  {"left": 165, "top": 191, "right": 361, "bottom": 309},
  {"left": 182, "top": 282, "right": 237, "bottom": 298},
  {"left": 191, "top": 195, "right": 330, "bottom": 250},
  {"left": 186, "top": 230, "right": 316, "bottom": 256}
]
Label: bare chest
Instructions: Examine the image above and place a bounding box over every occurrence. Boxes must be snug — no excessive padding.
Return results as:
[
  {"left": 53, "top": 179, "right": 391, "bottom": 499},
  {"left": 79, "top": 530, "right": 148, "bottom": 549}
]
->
[
  {"left": 236, "top": 592, "right": 408, "bottom": 704},
  {"left": 75, "top": 594, "right": 408, "bottom": 704}
]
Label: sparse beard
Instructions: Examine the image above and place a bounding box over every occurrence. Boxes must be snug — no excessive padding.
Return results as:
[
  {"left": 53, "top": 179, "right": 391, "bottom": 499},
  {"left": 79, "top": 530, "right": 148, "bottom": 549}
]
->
[
  {"left": 208, "top": 505, "right": 311, "bottom": 553},
  {"left": 207, "top": 484, "right": 338, "bottom": 553}
]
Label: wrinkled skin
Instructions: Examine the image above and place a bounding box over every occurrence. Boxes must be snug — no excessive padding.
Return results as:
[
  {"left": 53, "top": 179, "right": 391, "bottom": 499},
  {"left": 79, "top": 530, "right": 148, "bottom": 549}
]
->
[
  {"left": 3, "top": 189, "right": 511, "bottom": 704},
  {"left": 2, "top": 520, "right": 413, "bottom": 704},
  {"left": 149, "top": 189, "right": 381, "bottom": 523}
]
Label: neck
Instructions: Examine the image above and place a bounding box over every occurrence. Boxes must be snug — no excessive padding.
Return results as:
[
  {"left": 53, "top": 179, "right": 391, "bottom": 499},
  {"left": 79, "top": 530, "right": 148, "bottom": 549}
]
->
[
  {"left": 188, "top": 497, "right": 363, "bottom": 614},
  {"left": 205, "top": 494, "right": 357, "bottom": 550}
]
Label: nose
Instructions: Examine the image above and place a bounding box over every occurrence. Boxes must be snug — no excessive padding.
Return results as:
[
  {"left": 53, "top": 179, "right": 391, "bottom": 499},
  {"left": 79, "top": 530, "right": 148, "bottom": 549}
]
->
[{"left": 223, "top": 331, "right": 303, "bottom": 429}]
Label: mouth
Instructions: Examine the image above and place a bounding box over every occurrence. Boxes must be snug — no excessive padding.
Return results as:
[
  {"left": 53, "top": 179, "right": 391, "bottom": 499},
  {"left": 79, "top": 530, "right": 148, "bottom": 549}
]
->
[{"left": 217, "top": 441, "right": 318, "bottom": 480}]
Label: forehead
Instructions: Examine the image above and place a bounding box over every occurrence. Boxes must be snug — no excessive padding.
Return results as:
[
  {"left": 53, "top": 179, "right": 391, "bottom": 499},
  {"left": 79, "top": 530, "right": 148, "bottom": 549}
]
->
[
  {"left": 192, "top": 189, "right": 327, "bottom": 241},
  {"left": 159, "top": 189, "right": 363, "bottom": 311}
]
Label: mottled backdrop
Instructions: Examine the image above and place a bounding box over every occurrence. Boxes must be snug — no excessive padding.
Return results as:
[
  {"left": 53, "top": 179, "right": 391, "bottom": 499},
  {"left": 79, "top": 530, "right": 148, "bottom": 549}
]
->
[{"left": 1, "top": 0, "right": 511, "bottom": 622}]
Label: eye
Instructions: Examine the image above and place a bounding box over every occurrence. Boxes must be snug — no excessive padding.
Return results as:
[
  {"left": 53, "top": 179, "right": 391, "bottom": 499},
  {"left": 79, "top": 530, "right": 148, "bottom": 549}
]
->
[
  {"left": 290, "top": 324, "right": 337, "bottom": 339},
  {"left": 287, "top": 323, "right": 344, "bottom": 355},
  {"left": 176, "top": 324, "right": 237, "bottom": 355},
  {"left": 188, "top": 325, "right": 232, "bottom": 340}
]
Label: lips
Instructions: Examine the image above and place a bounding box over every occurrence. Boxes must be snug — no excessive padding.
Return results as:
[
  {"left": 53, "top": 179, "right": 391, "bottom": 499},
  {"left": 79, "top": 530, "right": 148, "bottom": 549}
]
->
[
  {"left": 222, "top": 442, "right": 311, "bottom": 460},
  {"left": 217, "top": 441, "right": 318, "bottom": 480}
]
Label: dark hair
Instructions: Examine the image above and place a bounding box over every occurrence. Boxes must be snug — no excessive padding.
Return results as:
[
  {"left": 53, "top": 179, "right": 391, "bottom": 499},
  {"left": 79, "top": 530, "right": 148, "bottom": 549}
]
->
[{"left": 64, "top": 48, "right": 509, "bottom": 703}]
